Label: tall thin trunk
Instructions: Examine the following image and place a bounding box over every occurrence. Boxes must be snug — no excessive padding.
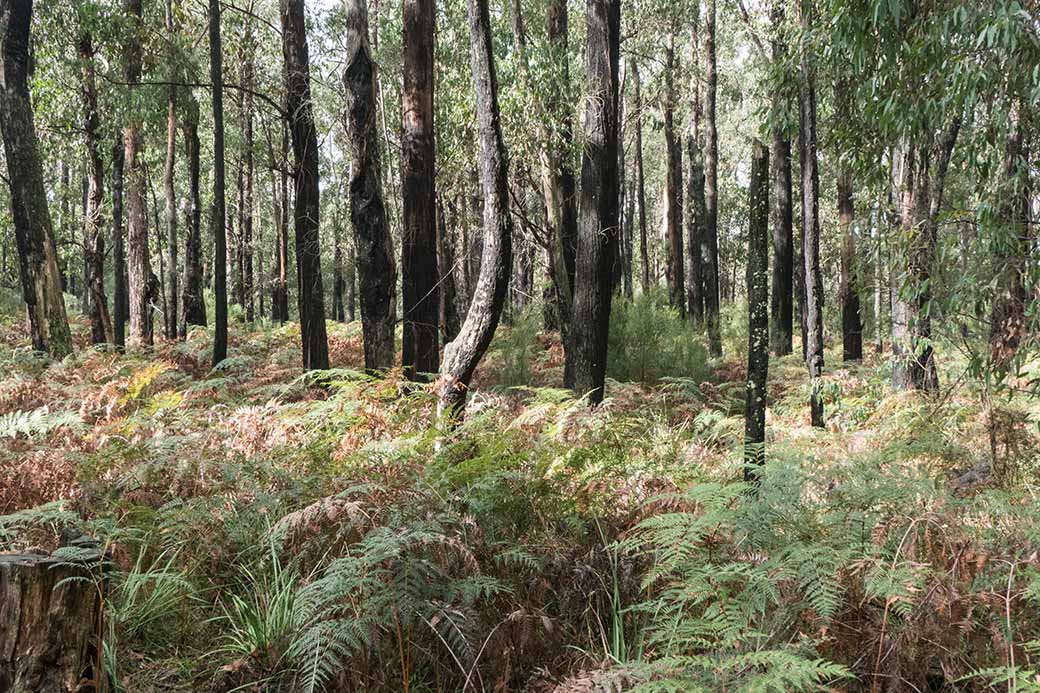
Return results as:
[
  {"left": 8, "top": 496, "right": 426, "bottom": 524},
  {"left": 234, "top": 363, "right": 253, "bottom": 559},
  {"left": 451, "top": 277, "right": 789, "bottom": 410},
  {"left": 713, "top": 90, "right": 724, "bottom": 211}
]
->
[
  {"left": 242, "top": 14, "right": 255, "bottom": 322},
  {"left": 344, "top": 0, "right": 396, "bottom": 371},
  {"left": 687, "top": 137, "right": 706, "bottom": 322},
  {"left": 210, "top": 0, "right": 228, "bottom": 366},
  {"left": 836, "top": 82, "right": 862, "bottom": 362},
  {"left": 281, "top": 0, "right": 329, "bottom": 370},
  {"left": 79, "top": 28, "right": 112, "bottom": 345},
  {"left": 567, "top": 0, "right": 620, "bottom": 403},
  {"left": 745, "top": 138, "right": 769, "bottom": 476},
  {"left": 0, "top": 0, "right": 72, "bottom": 357},
  {"left": 703, "top": 0, "right": 721, "bottom": 355},
  {"left": 270, "top": 119, "right": 291, "bottom": 323},
  {"left": 990, "top": 100, "right": 1030, "bottom": 370},
  {"left": 541, "top": 0, "right": 578, "bottom": 339},
  {"left": 124, "top": 0, "right": 153, "bottom": 348},
  {"left": 112, "top": 138, "right": 127, "bottom": 348},
  {"left": 180, "top": 96, "right": 206, "bottom": 335},
  {"left": 437, "top": 195, "right": 460, "bottom": 342},
  {"left": 163, "top": 0, "right": 178, "bottom": 341},
  {"left": 838, "top": 167, "right": 862, "bottom": 360},
  {"left": 345, "top": 237, "right": 356, "bottom": 322},
  {"left": 437, "top": 0, "right": 513, "bottom": 419},
  {"left": 333, "top": 180, "right": 346, "bottom": 322},
  {"left": 768, "top": 1, "right": 793, "bottom": 356},
  {"left": 632, "top": 64, "right": 650, "bottom": 295},
  {"left": 799, "top": 0, "right": 824, "bottom": 427},
  {"left": 663, "top": 32, "right": 684, "bottom": 314},
  {"left": 401, "top": 0, "right": 440, "bottom": 380}
]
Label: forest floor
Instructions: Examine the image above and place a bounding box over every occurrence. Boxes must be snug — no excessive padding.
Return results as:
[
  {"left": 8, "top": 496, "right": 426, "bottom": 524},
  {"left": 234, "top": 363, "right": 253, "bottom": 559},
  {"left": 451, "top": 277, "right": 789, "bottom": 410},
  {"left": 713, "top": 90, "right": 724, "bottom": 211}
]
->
[{"left": 2, "top": 296, "right": 1040, "bottom": 692}]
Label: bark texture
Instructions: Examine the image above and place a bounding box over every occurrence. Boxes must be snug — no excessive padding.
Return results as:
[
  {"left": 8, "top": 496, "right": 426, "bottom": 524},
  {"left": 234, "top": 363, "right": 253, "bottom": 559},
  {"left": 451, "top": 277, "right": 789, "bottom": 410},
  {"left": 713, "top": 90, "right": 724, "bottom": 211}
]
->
[
  {"left": 0, "top": 542, "right": 104, "bottom": 693},
  {"left": 703, "top": 0, "right": 722, "bottom": 355},
  {"left": 567, "top": 0, "right": 620, "bottom": 404},
  {"left": 344, "top": 0, "right": 397, "bottom": 371},
  {"left": 0, "top": 0, "right": 72, "bottom": 357},
  {"left": 163, "top": 0, "right": 178, "bottom": 340},
  {"left": 437, "top": 0, "right": 513, "bottom": 419},
  {"left": 281, "top": 0, "right": 330, "bottom": 370},
  {"left": 79, "top": 28, "right": 112, "bottom": 345},
  {"left": 799, "top": 0, "right": 824, "bottom": 427},
  {"left": 745, "top": 138, "right": 769, "bottom": 476},
  {"left": 210, "top": 0, "right": 228, "bottom": 365},
  {"left": 401, "top": 0, "right": 440, "bottom": 379},
  {"left": 768, "top": 0, "right": 793, "bottom": 356},
  {"left": 180, "top": 96, "right": 206, "bottom": 335},
  {"left": 662, "top": 33, "right": 684, "bottom": 314}
]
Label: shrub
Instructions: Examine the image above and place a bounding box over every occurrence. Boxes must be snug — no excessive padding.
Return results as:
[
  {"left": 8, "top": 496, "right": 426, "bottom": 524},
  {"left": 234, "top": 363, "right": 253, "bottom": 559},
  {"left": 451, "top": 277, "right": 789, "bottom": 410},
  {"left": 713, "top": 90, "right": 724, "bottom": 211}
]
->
[{"left": 608, "top": 290, "right": 711, "bottom": 385}]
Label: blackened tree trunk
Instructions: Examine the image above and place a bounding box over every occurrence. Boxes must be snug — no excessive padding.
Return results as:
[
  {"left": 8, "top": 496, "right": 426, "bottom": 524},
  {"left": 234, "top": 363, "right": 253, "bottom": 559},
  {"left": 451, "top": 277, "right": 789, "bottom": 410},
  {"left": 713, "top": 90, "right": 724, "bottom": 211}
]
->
[
  {"left": 281, "top": 0, "right": 329, "bottom": 370},
  {"left": 0, "top": 0, "right": 72, "bottom": 357},
  {"left": 566, "top": 0, "right": 620, "bottom": 404},
  {"left": 344, "top": 0, "right": 396, "bottom": 371},
  {"left": 79, "top": 27, "right": 112, "bottom": 345},
  {"left": 210, "top": 0, "right": 228, "bottom": 366},
  {"left": 112, "top": 139, "right": 128, "bottom": 348},
  {"left": 332, "top": 184, "right": 346, "bottom": 322},
  {"left": 270, "top": 120, "right": 291, "bottom": 323},
  {"left": 541, "top": 0, "right": 577, "bottom": 336},
  {"left": 632, "top": 64, "right": 650, "bottom": 295},
  {"left": 837, "top": 168, "right": 862, "bottom": 361},
  {"left": 703, "top": 0, "right": 721, "bottom": 356},
  {"left": 438, "top": 195, "right": 461, "bottom": 342},
  {"left": 124, "top": 0, "right": 154, "bottom": 348},
  {"left": 180, "top": 95, "right": 206, "bottom": 335},
  {"left": 770, "top": 131, "right": 793, "bottom": 356},
  {"left": 345, "top": 239, "right": 356, "bottom": 322},
  {"left": 745, "top": 138, "right": 769, "bottom": 476},
  {"left": 799, "top": 0, "right": 824, "bottom": 428},
  {"left": 663, "top": 32, "right": 684, "bottom": 314},
  {"left": 242, "top": 23, "right": 255, "bottom": 322},
  {"left": 401, "top": 0, "right": 440, "bottom": 380},
  {"left": 768, "top": 2, "right": 793, "bottom": 356},
  {"left": 437, "top": 0, "right": 513, "bottom": 419},
  {"left": 163, "top": 0, "right": 178, "bottom": 341}
]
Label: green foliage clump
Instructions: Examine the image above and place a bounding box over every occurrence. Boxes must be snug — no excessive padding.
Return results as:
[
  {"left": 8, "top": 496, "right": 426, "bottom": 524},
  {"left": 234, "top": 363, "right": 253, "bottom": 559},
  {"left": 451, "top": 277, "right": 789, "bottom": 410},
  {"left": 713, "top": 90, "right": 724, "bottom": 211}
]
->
[{"left": 608, "top": 290, "right": 711, "bottom": 385}]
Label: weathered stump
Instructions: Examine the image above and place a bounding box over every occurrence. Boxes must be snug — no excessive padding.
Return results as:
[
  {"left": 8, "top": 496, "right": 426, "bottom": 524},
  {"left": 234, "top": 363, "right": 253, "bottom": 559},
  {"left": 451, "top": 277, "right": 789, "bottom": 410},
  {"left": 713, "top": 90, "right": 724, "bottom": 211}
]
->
[{"left": 0, "top": 541, "right": 104, "bottom": 693}]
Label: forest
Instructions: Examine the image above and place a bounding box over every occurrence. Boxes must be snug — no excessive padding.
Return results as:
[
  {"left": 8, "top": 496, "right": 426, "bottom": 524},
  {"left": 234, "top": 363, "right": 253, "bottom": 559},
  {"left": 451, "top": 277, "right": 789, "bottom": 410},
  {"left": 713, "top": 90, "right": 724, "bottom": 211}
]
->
[{"left": 0, "top": 0, "right": 1038, "bottom": 690}]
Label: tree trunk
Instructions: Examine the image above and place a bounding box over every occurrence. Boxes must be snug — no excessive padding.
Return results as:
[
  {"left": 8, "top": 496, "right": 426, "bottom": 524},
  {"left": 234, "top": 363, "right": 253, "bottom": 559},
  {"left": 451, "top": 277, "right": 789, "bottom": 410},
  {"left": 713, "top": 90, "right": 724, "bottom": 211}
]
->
[
  {"left": 0, "top": 543, "right": 105, "bottom": 693},
  {"left": 632, "top": 64, "right": 650, "bottom": 295},
  {"left": 111, "top": 139, "right": 128, "bottom": 349},
  {"left": 332, "top": 179, "right": 347, "bottom": 323},
  {"left": 438, "top": 195, "right": 461, "bottom": 343},
  {"left": 270, "top": 120, "right": 291, "bottom": 324},
  {"left": 210, "top": 0, "right": 228, "bottom": 366},
  {"left": 79, "top": 28, "right": 112, "bottom": 346},
  {"left": 124, "top": 0, "right": 154, "bottom": 348},
  {"left": 180, "top": 96, "right": 206, "bottom": 335},
  {"left": 745, "top": 138, "right": 769, "bottom": 477},
  {"left": 799, "top": 0, "right": 824, "bottom": 428},
  {"left": 990, "top": 100, "right": 1030, "bottom": 371},
  {"left": 663, "top": 32, "right": 684, "bottom": 315},
  {"left": 401, "top": 0, "right": 440, "bottom": 380},
  {"left": 768, "top": 1, "right": 793, "bottom": 357},
  {"left": 163, "top": 0, "right": 178, "bottom": 341},
  {"left": 703, "top": 0, "right": 721, "bottom": 356},
  {"left": 838, "top": 167, "right": 862, "bottom": 361},
  {"left": 345, "top": 238, "right": 356, "bottom": 322},
  {"left": 0, "top": 0, "right": 73, "bottom": 358},
  {"left": 893, "top": 120, "right": 959, "bottom": 391},
  {"left": 566, "top": 0, "right": 620, "bottom": 404},
  {"left": 437, "top": 0, "right": 513, "bottom": 419},
  {"left": 242, "top": 20, "right": 256, "bottom": 323},
  {"left": 540, "top": 0, "right": 578, "bottom": 340},
  {"left": 281, "top": 0, "right": 329, "bottom": 370},
  {"left": 687, "top": 137, "right": 706, "bottom": 323},
  {"left": 343, "top": 0, "right": 396, "bottom": 371}
]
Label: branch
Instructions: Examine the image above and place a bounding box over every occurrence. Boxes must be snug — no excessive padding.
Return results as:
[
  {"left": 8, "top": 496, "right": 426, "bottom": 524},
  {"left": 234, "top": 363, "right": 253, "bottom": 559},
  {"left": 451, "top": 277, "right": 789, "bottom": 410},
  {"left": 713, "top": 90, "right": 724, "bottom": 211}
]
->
[
  {"left": 736, "top": 0, "right": 768, "bottom": 60},
  {"left": 100, "top": 75, "right": 285, "bottom": 119}
]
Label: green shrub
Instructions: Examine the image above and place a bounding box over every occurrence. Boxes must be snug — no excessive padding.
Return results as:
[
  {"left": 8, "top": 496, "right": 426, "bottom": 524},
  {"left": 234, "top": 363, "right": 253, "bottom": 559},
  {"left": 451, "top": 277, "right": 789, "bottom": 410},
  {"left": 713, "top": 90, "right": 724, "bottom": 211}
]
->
[{"left": 608, "top": 290, "right": 711, "bottom": 385}]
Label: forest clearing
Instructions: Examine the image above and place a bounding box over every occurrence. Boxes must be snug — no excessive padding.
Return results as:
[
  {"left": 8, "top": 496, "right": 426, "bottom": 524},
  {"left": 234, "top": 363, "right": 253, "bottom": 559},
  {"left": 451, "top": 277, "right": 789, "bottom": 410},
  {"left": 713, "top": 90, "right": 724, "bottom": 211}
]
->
[{"left": 0, "top": 0, "right": 1038, "bottom": 691}]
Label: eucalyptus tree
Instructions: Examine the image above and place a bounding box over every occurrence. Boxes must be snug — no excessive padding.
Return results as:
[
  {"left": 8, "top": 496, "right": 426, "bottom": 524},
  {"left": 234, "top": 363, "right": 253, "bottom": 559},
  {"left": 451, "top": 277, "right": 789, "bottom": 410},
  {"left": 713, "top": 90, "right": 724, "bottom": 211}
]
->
[
  {"left": 210, "top": 0, "right": 228, "bottom": 366},
  {"left": 745, "top": 138, "right": 769, "bottom": 475},
  {"left": 78, "top": 12, "right": 112, "bottom": 345},
  {"left": 163, "top": 0, "right": 178, "bottom": 340},
  {"left": 702, "top": 0, "right": 721, "bottom": 356},
  {"left": 0, "top": 0, "right": 72, "bottom": 357},
  {"left": 437, "top": 0, "right": 513, "bottom": 419},
  {"left": 768, "top": 0, "right": 793, "bottom": 356},
  {"left": 401, "top": 0, "right": 439, "bottom": 381},
  {"left": 662, "top": 28, "right": 684, "bottom": 315},
  {"left": 281, "top": 0, "right": 329, "bottom": 370},
  {"left": 123, "top": 0, "right": 153, "bottom": 348},
  {"left": 343, "top": 0, "right": 396, "bottom": 372},
  {"left": 567, "top": 0, "right": 621, "bottom": 404},
  {"left": 180, "top": 95, "right": 206, "bottom": 336}
]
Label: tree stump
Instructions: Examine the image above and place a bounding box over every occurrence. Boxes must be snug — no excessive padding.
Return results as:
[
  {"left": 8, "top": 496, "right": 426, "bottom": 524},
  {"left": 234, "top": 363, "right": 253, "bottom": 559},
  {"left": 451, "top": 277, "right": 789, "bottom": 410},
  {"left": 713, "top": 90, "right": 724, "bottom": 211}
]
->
[{"left": 0, "top": 540, "right": 104, "bottom": 693}]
